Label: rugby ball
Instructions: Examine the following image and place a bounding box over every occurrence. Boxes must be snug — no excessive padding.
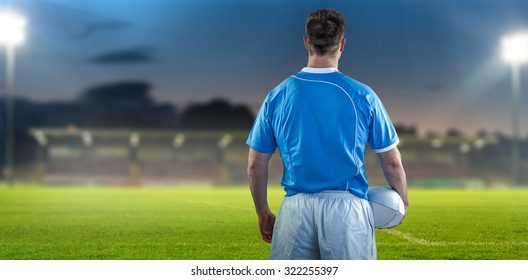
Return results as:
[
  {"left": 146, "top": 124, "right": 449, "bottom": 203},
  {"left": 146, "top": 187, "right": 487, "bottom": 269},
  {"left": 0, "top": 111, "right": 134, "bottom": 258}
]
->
[{"left": 367, "top": 186, "right": 405, "bottom": 229}]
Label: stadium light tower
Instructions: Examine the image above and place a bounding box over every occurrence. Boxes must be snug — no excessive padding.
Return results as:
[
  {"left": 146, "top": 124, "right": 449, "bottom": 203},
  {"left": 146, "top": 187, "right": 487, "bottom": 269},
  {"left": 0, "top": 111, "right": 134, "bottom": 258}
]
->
[
  {"left": 501, "top": 32, "right": 528, "bottom": 184},
  {"left": 0, "top": 9, "right": 26, "bottom": 184}
]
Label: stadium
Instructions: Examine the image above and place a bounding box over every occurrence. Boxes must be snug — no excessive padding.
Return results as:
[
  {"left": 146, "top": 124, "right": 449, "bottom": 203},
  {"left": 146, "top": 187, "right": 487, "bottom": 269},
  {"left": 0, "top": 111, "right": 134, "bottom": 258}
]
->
[
  {"left": 0, "top": 125, "right": 526, "bottom": 260},
  {"left": 22, "top": 125, "right": 528, "bottom": 188},
  {"left": 1, "top": 0, "right": 528, "bottom": 262}
]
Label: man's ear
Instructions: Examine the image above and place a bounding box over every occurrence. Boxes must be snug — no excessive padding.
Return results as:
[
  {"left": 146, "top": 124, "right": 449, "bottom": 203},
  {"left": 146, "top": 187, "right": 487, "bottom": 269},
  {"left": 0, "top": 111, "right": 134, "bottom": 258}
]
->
[
  {"left": 303, "top": 35, "right": 309, "bottom": 50},
  {"left": 339, "top": 38, "right": 346, "bottom": 52}
]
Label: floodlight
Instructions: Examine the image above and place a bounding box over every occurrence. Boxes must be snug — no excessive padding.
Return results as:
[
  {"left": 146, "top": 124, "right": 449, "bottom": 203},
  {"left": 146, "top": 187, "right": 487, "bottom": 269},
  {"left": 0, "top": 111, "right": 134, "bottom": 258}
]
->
[
  {"left": 218, "top": 134, "right": 233, "bottom": 149},
  {"left": 473, "top": 138, "right": 486, "bottom": 149},
  {"left": 1, "top": 10, "right": 26, "bottom": 184},
  {"left": 431, "top": 138, "right": 443, "bottom": 149},
  {"left": 130, "top": 133, "right": 140, "bottom": 147},
  {"left": 34, "top": 130, "right": 48, "bottom": 147},
  {"left": 82, "top": 132, "right": 93, "bottom": 147},
  {"left": 459, "top": 143, "right": 471, "bottom": 154},
  {"left": 501, "top": 31, "right": 527, "bottom": 184},
  {"left": 173, "top": 133, "right": 185, "bottom": 148},
  {"left": 0, "top": 10, "right": 26, "bottom": 46},
  {"left": 501, "top": 32, "right": 528, "bottom": 64}
]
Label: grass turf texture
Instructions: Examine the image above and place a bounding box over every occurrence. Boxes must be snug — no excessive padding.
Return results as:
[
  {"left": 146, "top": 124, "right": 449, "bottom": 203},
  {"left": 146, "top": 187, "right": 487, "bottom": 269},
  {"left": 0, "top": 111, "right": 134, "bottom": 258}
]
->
[{"left": 1, "top": 186, "right": 527, "bottom": 260}]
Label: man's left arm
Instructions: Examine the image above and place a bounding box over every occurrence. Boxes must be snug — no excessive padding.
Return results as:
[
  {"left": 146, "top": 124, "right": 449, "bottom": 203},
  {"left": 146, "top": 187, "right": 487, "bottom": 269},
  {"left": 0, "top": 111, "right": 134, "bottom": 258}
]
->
[
  {"left": 247, "top": 148, "right": 275, "bottom": 243},
  {"left": 377, "top": 147, "right": 408, "bottom": 211}
]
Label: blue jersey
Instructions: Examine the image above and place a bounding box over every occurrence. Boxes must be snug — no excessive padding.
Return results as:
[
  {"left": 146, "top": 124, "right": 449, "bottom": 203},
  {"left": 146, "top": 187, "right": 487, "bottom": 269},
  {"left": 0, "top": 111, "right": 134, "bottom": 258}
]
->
[{"left": 246, "top": 67, "right": 399, "bottom": 199}]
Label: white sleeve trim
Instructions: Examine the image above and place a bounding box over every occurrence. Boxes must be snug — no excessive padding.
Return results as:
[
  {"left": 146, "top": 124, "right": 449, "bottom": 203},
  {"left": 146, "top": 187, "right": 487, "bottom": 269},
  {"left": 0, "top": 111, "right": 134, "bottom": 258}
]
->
[{"left": 372, "top": 139, "right": 400, "bottom": 153}]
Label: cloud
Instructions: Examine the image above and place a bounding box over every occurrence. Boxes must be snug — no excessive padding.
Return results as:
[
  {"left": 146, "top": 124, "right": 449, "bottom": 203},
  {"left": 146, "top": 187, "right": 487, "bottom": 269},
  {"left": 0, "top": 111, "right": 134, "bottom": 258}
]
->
[
  {"left": 423, "top": 82, "right": 446, "bottom": 92},
  {"left": 89, "top": 47, "right": 154, "bottom": 64},
  {"left": 77, "top": 21, "right": 131, "bottom": 38}
]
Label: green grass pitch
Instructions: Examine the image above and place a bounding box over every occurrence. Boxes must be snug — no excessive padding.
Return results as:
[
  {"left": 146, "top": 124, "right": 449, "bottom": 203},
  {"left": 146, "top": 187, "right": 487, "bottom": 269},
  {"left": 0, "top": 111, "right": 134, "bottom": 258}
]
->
[{"left": 1, "top": 186, "right": 527, "bottom": 260}]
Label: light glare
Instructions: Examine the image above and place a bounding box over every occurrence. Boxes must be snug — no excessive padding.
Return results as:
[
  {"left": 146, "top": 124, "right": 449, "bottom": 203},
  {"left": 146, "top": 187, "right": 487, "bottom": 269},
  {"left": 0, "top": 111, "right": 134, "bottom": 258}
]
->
[
  {"left": 501, "top": 32, "right": 528, "bottom": 64},
  {"left": 0, "top": 10, "right": 26, "bottom": 45}
]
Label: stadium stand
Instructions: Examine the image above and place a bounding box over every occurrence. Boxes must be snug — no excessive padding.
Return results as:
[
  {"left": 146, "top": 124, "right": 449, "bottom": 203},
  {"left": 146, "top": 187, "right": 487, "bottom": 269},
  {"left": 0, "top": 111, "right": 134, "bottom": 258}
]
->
[{"left": 26, "top": 127, "right": 516, "bottom": 187}]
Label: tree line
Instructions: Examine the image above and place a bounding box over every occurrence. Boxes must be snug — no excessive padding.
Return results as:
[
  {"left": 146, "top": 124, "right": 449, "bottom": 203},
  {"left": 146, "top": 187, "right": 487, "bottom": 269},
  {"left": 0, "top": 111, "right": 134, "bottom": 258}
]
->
[{"left": 0, "top": 80, "right": 255, "bottom": 165}]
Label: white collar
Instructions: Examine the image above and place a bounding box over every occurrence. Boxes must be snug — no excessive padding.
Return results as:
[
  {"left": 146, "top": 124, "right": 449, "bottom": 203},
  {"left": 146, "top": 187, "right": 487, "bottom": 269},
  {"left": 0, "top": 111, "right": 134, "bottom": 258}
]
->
[{"left": 301, "top": 67, "right": 339, "bottom": 74}]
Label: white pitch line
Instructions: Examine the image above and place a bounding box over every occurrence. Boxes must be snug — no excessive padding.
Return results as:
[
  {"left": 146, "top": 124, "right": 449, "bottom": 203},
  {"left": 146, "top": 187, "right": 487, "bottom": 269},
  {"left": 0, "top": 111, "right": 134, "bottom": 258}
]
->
[
  {"left": 186, "top": 200, "right": 255, "bottom": 212},
  {"left": 384, "top": 229, "right": 528, "bottom": 246}
]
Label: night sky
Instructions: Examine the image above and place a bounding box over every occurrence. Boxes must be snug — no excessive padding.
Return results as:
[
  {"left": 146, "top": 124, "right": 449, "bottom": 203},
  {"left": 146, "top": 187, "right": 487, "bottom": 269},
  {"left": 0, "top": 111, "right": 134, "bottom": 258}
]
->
[{"left": 2, "top": 0, "right": 528, "bottom": 136}]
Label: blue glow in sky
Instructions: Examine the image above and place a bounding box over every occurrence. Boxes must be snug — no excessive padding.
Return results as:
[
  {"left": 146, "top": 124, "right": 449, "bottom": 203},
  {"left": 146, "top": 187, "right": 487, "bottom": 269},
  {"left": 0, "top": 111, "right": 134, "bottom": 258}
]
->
[{"left": 2, "top": 0, "right": 528, "bottom": 135}]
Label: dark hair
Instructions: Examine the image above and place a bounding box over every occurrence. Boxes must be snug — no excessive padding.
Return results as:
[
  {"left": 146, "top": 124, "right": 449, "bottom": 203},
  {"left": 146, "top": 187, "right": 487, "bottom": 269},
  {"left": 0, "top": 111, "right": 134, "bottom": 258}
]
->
[{"left": 305, "top": 8, "right": 346, "bottom": 56}]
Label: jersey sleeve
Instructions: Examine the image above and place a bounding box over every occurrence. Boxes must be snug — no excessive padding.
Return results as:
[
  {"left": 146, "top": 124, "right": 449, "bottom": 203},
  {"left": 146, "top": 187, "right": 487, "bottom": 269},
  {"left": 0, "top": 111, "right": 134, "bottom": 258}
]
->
[
  {"left": 246, "top": 97, "right": 277, "bottom": 154},
  {"left": 367, "top": 92, "right": 399, "bottom": 153}
]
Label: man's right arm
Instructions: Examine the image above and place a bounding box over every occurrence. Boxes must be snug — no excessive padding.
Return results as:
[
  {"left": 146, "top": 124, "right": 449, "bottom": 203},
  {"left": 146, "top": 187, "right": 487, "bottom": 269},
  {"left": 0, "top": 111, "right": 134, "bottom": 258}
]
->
[
  {"left": 377, "top": 147, "right": 409, "bottom": 213},
  {"left": 248, "top": 148, "right": 275, "bottom": 243}
]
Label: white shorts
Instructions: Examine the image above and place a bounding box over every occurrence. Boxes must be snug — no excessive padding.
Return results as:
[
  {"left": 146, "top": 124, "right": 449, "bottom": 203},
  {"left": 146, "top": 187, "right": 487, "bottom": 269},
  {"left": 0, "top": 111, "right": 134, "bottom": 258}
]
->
[{"left": 269, "top": 190, "right": 376, "bottom": 260}]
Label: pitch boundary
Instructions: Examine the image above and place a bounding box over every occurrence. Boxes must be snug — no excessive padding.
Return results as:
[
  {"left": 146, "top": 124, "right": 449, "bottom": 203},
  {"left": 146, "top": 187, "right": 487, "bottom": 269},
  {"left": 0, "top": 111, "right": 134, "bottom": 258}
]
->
[
  {"left": 384, "top": 229, "right": 528, "bottom": 246},
  {"left": 186, "top": 200, "right": 254, "bottom": 211}
]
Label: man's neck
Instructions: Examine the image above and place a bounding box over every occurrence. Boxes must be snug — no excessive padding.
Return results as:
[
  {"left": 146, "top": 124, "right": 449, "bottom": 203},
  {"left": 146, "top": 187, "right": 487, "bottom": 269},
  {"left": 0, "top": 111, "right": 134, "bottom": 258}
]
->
[{"left": 306, "top": 55, "right": 339, "bottom": 69}]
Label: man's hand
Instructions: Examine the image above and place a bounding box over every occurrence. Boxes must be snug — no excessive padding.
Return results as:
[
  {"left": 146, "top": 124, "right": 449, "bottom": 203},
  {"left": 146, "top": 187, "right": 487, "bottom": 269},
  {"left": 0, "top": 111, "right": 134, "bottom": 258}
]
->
[
  {"left": 385, "top": 211, "right": 406, "bottom": 229},
  {"left": 257, "top": 210, "right": 276, "bottom": 243}
]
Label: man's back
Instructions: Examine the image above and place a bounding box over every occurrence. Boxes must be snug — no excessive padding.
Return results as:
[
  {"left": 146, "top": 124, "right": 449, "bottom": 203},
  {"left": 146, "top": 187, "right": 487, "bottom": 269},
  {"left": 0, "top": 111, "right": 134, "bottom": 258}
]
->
[{"left": 248, "top": 67, "right": 399, "bottom": 198}]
